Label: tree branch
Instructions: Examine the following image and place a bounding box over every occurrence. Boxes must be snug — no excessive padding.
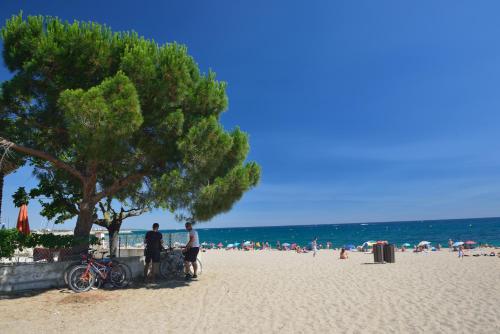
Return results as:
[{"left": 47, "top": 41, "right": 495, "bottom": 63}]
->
[
  {"left": 122, "top": 206, "right": 144, "bottom": 213},
  {"left": 123, "top": 207, "right": 149, "bottom": 219},
  {"left": 98, "top": 202, "right": 107, "bottom": 216},
  {"left": 0, "top": 137, "right": 85, "bottom": 182},
  {"left": 94, "top": 218, "right": 110, "bottom": 228},
  {"left": 93, "top": 172, "right": 145, "bottom": 203}
]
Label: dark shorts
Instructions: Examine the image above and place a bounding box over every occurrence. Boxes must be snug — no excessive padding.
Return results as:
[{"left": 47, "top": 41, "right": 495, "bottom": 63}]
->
[
  {"left": 145, "top": 250, "right": 161, "bottom": 264},
  {"left": 184, "top": 247, "right": 199, "bottom": 263}
]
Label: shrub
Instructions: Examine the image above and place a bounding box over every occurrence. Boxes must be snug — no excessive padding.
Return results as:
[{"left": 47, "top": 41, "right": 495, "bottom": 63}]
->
[{"left": 0, "top": 229, "right": 99, "bottom": 258}]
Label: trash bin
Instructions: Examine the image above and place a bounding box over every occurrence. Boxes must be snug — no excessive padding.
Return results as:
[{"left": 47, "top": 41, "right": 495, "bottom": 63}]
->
[
  {"left": 373, "top": 244, "right": 384, "bottom": 263},
  {"left": 383, "top": 244, "right": 395, "bottom": 263}
]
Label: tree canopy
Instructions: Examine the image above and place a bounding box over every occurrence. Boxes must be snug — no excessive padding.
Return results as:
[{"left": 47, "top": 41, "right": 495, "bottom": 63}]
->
[{"left": 0, "top": 13, "right": 260, "bottom": 241}]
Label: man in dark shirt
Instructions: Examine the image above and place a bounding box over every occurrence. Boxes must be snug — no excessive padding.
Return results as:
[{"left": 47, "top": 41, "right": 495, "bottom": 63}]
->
[{"left": 144, "top": 223, "right": 163, "bottom": 282}]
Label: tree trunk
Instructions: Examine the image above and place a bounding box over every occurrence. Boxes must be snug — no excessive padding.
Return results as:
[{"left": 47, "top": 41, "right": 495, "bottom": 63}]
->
[
  {"left": 108, "top": 220, "right": 122, "bottom": 258},
  {"left": 0, "top": 172, "right": 4, "bottom": 225},
  {"left": 72, "top": 201, "right": 94, "bottom": 254}
]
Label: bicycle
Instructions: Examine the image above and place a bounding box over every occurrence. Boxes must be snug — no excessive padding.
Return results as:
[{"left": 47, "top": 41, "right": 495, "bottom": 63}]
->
[
  {"left": 63, "top": 250, "right": 108, "bottom": 286},
  {"left": 159, "top": 248, "right": 202, "bottom": 279},
  {"left": 67, "top": 250, "right": 131, "bottom": 292}
]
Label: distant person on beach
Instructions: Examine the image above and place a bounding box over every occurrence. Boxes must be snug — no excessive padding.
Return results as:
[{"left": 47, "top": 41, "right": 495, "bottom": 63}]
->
[
  {"left": 458, "top": 245, "right": 464, "bottom": 259},
  {"left": 276, "top": 241, "right": 281, "bottom": 250},
  {"left": 183, "top": 222, "right": 200, "bottom": 280},
  {"left": 448, "top": 239, "right": 453, "bottom": 251},
  {"left": 312, "top": 238, "right": 318, "bottom": 257},
  {"left": 144, "top": 223, "right": 163, "bottom": 282},
  {"left": 340, "top": 248, "right": 348, "bottom": 259}
]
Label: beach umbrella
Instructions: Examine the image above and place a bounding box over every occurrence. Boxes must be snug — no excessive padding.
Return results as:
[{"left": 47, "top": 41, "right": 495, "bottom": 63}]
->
[
  {"left": 363, "top": 241, "right": 376, "bottom": 246},
  {"left": 452, "top": 241, "right": 464, "bottom": 247},
  {"left": 217, "top": 242, "right": 223, "bottom": 248},
  {"left": 233, "top": 242, "right": 240, "bottom": 248},
  {"left": 418, "top": 241, "right": 431, "bottom": 247},
  {"left": 344, "top": 244, "right": 355, "bottom": 250},
  {"left": 402, "top": 243, "right": 411, "bottom": 247},
  {"left": 16, "top": 204, "right": 30, "bottom": 235},
  {"left": 226, "top": 243, "right": 234, "bottom": 248},
  {"left": 282, "top": 243, "right": 291, "bottom": 247},
  {"left": 243, "top": 241, "right": 252, "bottom": 246},
  {"left": 464, "top": 240, "right": 476, "bottom": 245}
]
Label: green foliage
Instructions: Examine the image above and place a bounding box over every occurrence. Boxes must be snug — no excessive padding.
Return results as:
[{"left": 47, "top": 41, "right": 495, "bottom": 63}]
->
[
  {"left": 59, "top": 71, "right": 142, "bottom": 161},
  {"left": 12, "top": 186, "right": 29, "bottom": 207},
  {"left": 0, "top": 228, "right": 99, "bottom": 258},
  {"left": 28, "top": 169, "right": 80, "bottom": 224},
  {"left": 0, "top": 13, "right": 260, "bottom": 232},
  {"left": 0, "top": 228, "right": 19, "bottom": 258},
  {"left": 154, "top": 118, "right": 261, "bottom": 221}
]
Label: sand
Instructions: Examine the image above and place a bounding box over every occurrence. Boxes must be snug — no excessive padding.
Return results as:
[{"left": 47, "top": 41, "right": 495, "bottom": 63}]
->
[{"left": 1, "top": 249, "right": 500, "bottom": 333}]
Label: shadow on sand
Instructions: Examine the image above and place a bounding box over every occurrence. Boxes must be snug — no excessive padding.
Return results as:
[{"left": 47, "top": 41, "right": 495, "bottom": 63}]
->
[{"left": 0, "top": 277, "right": 193, "bottom": 300}]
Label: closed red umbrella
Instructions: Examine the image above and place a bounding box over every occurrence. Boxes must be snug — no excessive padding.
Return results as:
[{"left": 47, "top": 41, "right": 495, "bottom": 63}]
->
[
  {"left": 464, "top": 240, "right": 476, "bottom": 245},
  {"left": 16, "top": 203, "right": 30, "bottom": 235}
]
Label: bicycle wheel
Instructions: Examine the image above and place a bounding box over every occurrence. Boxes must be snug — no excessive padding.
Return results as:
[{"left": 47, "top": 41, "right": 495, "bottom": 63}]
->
[
  {"left": 68, "top": 265, "right": 95, "bottom": 293},
  {"left": 159, "top": 257, "right": 170, "bottom": 279},
  {"left": 196, "top": 258, "right": 202, "bottom": 275},
  {"left": 119, "top": 263, "right": 132, "bottom": 284},
  {"left": 110, "top": 263, "right": 131, "bottom": 288},
  {"left": 189, "top": 258, "right": 202, "bottom": 276},
  {"left": 63, "top": 261, "right": 81, "bottom": 285},
  {"left": 94, "top": 273, "right": 104, "bottom": 289},
  {"left": 160, "top": 253, "right": 184, "bottom": 279}
]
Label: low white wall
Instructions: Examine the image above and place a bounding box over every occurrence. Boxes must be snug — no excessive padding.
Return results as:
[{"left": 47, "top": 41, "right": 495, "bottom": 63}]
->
[
  {"left": 0, "top": 261, "right": 69, "bottom": 292},
  {"left": 0, "top": 256, "right": 145, "bottom": 292},
  {"left": 117, "top": 248, "right": 145, "bottom": 257},
  {"left": 118, "top": 256, "right": 145, "bottom": 278}
]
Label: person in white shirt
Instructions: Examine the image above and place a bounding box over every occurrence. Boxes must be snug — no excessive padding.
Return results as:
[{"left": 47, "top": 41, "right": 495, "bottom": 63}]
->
[
  {"left": 312, "top": 237, "right": 318, "bottom": 257},
  {"left": 183, "top": 222, "right": 200, "bottom": 280}
]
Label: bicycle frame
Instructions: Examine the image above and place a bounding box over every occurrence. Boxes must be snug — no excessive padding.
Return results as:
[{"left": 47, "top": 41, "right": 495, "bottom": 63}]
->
[{"left": 80, "top": 257, "right": 112, "bottom": 280}]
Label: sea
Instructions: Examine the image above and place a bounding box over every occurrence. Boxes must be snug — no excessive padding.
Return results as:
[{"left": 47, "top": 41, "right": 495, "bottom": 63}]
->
[{"left": 121, "top": 217, "right": 500, "bottom": 248}]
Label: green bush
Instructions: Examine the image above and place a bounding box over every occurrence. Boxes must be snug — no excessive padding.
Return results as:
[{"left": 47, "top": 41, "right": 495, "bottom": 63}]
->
[
  {"left": 0, "top": 229, "right": 21, "bottom": 258},
  {"left": 0, "top": 229, "right": 99, "bottom": 258}
]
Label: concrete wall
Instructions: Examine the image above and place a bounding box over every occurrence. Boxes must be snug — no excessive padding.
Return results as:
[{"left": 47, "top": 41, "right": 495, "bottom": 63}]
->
[
  {"left": 0, "top": 256, "right": 145, "bottom": 293},
  {"left": 94, "top": 248, "right": 145, "bottom": 258},
  {"left": 0, "top": 261, "right": 70, "bottom": 292},
  {"left": 117, "top": 248, "right": 144, "bottom": 257}
]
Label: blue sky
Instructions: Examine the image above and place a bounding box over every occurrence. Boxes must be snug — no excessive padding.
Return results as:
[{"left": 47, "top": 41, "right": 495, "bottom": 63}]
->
[{"left": 1, "top": 1, "right": 500, "bottom": 230}]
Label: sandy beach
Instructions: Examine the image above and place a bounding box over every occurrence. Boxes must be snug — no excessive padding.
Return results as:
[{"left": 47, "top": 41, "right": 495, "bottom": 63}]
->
[{"left": 1, "top": 250, "right": 499, "bottom": 334}]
